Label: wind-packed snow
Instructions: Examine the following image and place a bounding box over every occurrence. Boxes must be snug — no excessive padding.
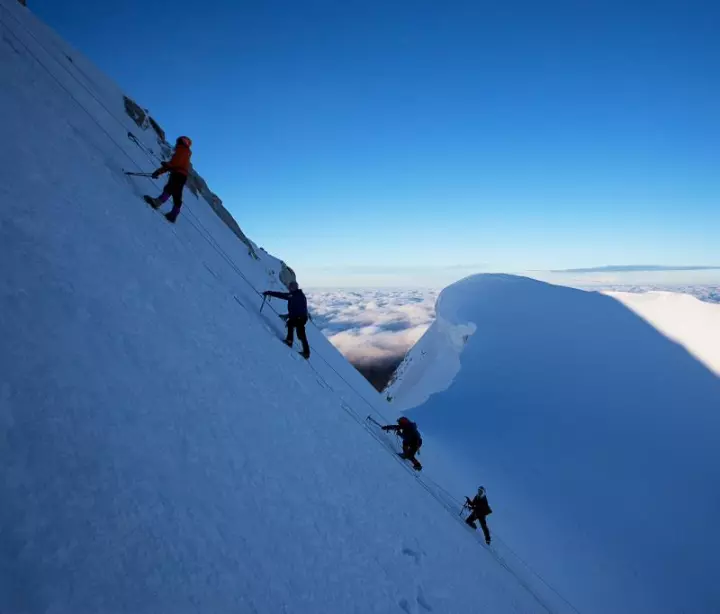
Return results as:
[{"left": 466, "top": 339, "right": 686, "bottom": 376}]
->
[
  {"left": 608, "top": 290, "right": 720, "bottom": 376},
  {"left": 0, "top": 3, "right": 556, "bottom": 613},
  {"left": 387, "top": 274, "right": 720, "bottom": 614},
  {"left": 383, "top": 296, "right": 475, "bottom": 409}
]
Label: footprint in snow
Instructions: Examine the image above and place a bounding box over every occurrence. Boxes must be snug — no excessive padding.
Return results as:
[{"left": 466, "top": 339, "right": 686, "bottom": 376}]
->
[
  {"left": 401, "top": 546, "right": 425, "bottom": 565},
  {"left": 397, "top": 589, "right": 432, "bottom": 614},
  {"left": 416, "top": 586, "right": 432, "bottom": 612},
  {"left": 401, "top": 547, "right": 423, "bottom": 565}
]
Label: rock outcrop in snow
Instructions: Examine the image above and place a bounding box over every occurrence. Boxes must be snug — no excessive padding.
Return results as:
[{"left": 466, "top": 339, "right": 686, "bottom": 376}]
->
[{"left": 388, "top": 273, "right": 720, "bottom": 614}]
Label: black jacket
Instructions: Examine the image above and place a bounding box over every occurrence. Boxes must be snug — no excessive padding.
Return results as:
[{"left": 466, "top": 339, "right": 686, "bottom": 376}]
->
[
  {"left": 384, "top": 421, "right": 422, "bottom": 446},
  {"left": 467, "top": 494, "right": 492, "bottom": 516},
  {"left": 265, "top": 289, "right": 308, "bottom": 318}
]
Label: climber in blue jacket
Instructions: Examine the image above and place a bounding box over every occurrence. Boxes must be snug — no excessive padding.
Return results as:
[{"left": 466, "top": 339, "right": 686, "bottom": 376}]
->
[{"left": 263, "top": 281, "right": 310, "bottom": 359}]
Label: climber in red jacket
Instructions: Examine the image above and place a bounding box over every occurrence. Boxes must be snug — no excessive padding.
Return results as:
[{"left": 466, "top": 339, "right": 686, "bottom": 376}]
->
[{"left": 144, "top": 136, "right": 192, "bottom": 223}]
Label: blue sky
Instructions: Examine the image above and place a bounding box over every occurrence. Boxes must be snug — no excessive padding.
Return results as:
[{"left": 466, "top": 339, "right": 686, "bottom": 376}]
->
[{"left": 36, "top": 0, "right": 720, "bottom": 287}]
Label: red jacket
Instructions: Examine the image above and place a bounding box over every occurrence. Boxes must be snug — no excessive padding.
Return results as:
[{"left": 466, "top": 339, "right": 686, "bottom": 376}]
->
[{"left": 156, "top": 142, "right": 191, "bottom": 176}]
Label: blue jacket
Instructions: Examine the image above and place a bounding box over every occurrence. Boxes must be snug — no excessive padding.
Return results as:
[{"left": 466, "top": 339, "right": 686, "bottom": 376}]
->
[{"left": 265, "top": 289, "right": 308, "bottom": 318}]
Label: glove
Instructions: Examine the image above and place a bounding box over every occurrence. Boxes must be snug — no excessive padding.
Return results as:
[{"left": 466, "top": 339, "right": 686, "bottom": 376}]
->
[
  {"left": 151, "top": 170, "right": 161, "bottom": 179},
  {"left": 262, "top": 291, "right": 270, "bottom": 296},
  {"left": 381, "top": 426, "right": 390, "bottom": 431}
]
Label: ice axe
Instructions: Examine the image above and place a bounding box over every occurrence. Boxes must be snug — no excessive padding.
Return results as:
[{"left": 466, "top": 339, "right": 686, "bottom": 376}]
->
[
  {"left": 260, "top": 294, "right": 267, "bottom": 313},
  {"left": 123, "top": 170, "right": 154, "bottom": 177},
  {"left": 366, "top": 415, "right": 384, "bottom": 428}
]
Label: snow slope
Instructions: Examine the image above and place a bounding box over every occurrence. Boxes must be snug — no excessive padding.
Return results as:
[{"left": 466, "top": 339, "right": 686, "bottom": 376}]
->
[
  {"left": 608, "top": 290, "right": 720, "bottom": 376},
  {"left": 0, "top": 4, "right": 551, "bottom": 613},
  {"left": 386, "top": 274, "right": 720, "bottom": 614}
]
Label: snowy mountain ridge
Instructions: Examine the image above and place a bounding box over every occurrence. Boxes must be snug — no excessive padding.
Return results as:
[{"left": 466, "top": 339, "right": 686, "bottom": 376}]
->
[
  {"left": 387, "top": 274, "right": 720, "bottom": 614},
  {"left": 0, "top": 3, "right": 574, "bottom": 613},
  {"left": 387, "top": 283, "right": 720, "bottom": 405}
]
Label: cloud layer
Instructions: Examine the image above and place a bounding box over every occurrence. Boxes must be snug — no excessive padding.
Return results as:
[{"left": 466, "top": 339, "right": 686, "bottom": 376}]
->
[
  {"left": 308, "top": 289, "right": 438, "bottom": 365},
  {"left": 550, "top": 265, "right": 720, "bottom": 274},
  {"left": 307, "top": 283, "right": 720, "bottom": 373}
]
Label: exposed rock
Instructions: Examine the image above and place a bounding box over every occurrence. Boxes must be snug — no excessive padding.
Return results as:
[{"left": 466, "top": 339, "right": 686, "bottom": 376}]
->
[
  {"left": 279, "top": 263, "right": 297, "bottom": 289},
  {"left": 122, "top": 96, "right": 149, "bottom": 131},
  {"left": 352, "top": 356, "right": 405, "bottom": 392},
  {"left": 148, "top": 116, "right": 165, "bottom": 142}
]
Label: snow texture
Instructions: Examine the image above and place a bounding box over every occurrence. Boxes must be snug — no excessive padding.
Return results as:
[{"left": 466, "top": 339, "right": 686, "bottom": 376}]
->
[
  {"left": 596, "top": 284, "right": 720, "bottom": 305},
  {"left": 388, "top": 273, "right": 720, "bottom": 614},
  {"left": 0, "top": 3, "right": 552, "bottom": 613},
  {"left": 608, "top": 290, "right": 720, "bottom": 376}
]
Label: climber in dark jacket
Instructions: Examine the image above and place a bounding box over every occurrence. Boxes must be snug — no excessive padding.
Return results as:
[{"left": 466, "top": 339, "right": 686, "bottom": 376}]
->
[
  {"left": 263, "top": 281, "right": 310, "bottom": 359},
  {"left": 465, "top": 486, "right": 492, "bottom": 544},
  {"left": 382, "top": 417, "right": 423, "bottom": 471}
]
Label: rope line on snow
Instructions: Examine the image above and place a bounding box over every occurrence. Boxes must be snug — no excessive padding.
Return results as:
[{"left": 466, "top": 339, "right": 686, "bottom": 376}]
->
[
  {"left": 0, "top": 8, "right": 136, "bottom": 166},
  {"left": 491, "top": 535, "right": 583, "bottom": 614},
  {"left": 0, "top": 3, "right": 256, "bottom": 289},
  {"left": 295, "top": 354, "right": 562, "bottom": 614},
  {"left": 0, "top": 1, "right": 390, "bottom": 425},
  {"left": 1, "top": 7, "right": 583, "bottom": 612},
  {"left": 0, "top": 3, "right": 271, "bottom": 305}
]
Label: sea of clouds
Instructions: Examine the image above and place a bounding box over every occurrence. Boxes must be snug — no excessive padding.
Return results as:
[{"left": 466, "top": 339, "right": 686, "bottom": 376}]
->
[
  {"left": 308, "top": 288, "right": 439, "bottom": 365},
  {"left": 306, "top": 284, "right": 719, "bottom": 367}
]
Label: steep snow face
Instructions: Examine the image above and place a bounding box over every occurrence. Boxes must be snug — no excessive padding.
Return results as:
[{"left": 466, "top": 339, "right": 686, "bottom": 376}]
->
[
  {"left": 388, "top": 274, "right": 720, "bottom": 614},
  {"left": 608, "top": 290, "right": 720, "bottom": 376},
  {"left": 0, "top": 4, "right": 549, "bottom": 614}
]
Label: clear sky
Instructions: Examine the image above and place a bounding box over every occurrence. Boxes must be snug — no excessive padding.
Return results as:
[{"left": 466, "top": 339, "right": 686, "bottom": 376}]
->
[{"left": 35, "top": 0, "right": 720, "bottom": 287}]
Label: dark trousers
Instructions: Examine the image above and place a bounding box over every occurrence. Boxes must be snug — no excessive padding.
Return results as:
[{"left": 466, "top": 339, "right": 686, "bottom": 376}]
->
[
  {"left": 286, "top": 315, "right": 310, "bottom": 356},
  {"left": 466, "top": 512, "right": 491, "bottom": 543},
  {"left": 162, "top": 172, "right": 187, "bottom": 218},
  {"left": 400, "top": 440, "right": 422, "bottom": 469}
]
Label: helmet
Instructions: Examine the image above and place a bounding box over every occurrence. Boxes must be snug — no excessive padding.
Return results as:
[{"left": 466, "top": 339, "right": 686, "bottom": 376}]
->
[
  {"left": 397, "top": 417, "right": 410, "bottom": 425},
  {"left": 477, "top": 486, "right": 486, "bottom": 497},
  {"left": 288, "top": 281, "right": 299, "bottom": 291},
  {"left": 176, "top": 136, "right": 192, "bottom": 148}
]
